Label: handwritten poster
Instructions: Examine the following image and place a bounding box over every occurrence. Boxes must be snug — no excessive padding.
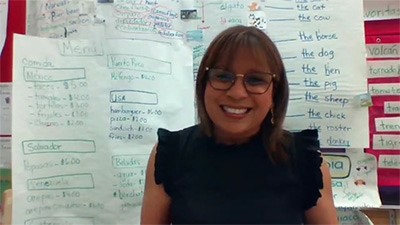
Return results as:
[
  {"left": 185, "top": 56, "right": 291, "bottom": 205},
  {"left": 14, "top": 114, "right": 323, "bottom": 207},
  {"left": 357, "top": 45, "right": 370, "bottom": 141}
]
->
[
  {"left": 337, "top": 208, "right": 373, "bottom": 225},
  {"left": 0, "top": 137, "right": 11, "bottom": 169},
  {"left": 0, "top": 0, "right": 7, "bottom": 54},
  {"left": 12, "top": 34, "right": 194, "bottom": 225},
  {"left": 0, "top": 82, "right": 11, "bottom": 134},
  {"left": 324, "top": 151, "right": 381, "bottom": 208},
  {"left": 26, "top": 0, "right": 370, "bottom": 148},
  {"left": 26, "top": 0, "right": 102, "bottom": 38}
]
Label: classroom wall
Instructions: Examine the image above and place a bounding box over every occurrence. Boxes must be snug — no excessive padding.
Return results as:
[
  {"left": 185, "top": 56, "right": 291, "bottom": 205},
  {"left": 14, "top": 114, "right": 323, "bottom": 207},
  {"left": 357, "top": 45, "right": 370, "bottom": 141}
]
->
[{"left": 0, "top": 1, "right": 399, "bottom": 224}]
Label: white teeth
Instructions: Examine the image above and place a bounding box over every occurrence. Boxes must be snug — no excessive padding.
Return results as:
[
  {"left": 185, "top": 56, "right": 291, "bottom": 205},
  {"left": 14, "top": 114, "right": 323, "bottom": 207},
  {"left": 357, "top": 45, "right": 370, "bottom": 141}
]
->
[{"left": 222, "top": 106, "right": 248, "bottom": 114}]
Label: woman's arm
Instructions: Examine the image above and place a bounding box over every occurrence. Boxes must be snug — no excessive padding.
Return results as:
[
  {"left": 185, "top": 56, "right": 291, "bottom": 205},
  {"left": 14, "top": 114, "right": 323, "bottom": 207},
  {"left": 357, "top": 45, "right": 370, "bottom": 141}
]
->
[
  {"left": 140, "top": 144, "right": 171, "bottom": 225},
  {"left": 304, "top": 161, "right": 339, "bottom": 225}
]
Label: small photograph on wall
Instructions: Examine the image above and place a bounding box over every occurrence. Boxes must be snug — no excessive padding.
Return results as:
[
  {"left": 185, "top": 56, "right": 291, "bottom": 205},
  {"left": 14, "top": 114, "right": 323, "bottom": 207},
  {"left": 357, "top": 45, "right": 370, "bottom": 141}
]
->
[{"left": 181, "top": 10, "right": 198, "bottom": 20}]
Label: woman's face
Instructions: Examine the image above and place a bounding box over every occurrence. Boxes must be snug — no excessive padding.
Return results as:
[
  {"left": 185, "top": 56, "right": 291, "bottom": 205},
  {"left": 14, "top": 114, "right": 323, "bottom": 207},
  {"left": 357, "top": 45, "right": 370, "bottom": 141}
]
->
[{"left": 204, "top": 49, "right": 274, "bottom": 144}]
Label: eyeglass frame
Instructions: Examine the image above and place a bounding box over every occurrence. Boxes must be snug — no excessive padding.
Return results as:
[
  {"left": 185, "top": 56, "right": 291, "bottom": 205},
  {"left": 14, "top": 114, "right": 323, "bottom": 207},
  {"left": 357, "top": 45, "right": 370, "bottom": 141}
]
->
[{"left": 205, "top": 67, "right": 276, "bottom": 94}]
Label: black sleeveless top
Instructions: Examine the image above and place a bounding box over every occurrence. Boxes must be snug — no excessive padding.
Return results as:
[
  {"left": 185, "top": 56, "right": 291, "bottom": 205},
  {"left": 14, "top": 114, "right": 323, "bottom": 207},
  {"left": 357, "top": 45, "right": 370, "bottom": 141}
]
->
[{"left": 155, "top": 125, "right": 323, "bottom": 224}]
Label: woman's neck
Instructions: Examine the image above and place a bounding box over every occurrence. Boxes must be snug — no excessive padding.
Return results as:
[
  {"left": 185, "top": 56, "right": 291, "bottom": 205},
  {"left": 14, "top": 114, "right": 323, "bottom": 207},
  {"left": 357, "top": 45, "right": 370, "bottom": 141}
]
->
[{"left": 213, "top": 128, "right": 260, "bottom": 145}]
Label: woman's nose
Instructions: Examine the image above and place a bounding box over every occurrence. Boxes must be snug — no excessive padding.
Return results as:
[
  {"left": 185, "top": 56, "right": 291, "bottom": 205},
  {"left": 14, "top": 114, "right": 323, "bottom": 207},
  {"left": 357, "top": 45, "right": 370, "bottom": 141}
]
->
[{"left": 226, "top": 76, "right": 248, "bottom": 99}]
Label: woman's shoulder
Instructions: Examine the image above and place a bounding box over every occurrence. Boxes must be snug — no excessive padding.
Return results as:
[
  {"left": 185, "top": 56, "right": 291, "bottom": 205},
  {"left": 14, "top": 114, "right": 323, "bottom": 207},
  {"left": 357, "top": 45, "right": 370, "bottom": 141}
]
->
[
  {"left": 287, "top": 129, "right": 323, "bottom": 210},
  {"left": 154, "top": 125, "right": 199, "bottom": 190},
  {"left": 157, "top": 125, "right": 199, "bottom": 147},
  {"left": 286, "top": 128, "right": 322, "bottom": 165},
  {"left": 291, "top": 129, "right": 319, "bottom": 150}
]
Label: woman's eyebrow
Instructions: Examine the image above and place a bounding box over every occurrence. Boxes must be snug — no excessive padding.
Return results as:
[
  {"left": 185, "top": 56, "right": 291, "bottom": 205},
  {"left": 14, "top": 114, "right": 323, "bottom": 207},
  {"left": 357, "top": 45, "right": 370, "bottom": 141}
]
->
[
  {"left": 242, "top": 68, "right": 271, "bottom": 74},
  {"left": 212, "top": 65, "right": 270, "bottom": 74},
  {"left": 213, "top": 65, "right": 228, "bottom": 70}
]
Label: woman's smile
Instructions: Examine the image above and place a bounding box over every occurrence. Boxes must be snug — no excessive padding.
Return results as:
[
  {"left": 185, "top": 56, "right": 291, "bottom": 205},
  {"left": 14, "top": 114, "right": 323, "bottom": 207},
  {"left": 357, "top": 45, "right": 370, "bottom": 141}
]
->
[{"left": 221, "top": 105, "right": 251, "bottom": 115}]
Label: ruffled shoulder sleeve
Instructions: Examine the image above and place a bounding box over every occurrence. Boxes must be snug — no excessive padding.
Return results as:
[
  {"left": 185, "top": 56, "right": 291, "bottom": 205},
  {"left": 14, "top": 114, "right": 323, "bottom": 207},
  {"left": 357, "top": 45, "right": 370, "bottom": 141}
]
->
[
  {"left": 154, "top": 128, "right": 180, "bottom": 194},
  {"left": 292, "top": 129, "right": 323, "bottom": 210}
]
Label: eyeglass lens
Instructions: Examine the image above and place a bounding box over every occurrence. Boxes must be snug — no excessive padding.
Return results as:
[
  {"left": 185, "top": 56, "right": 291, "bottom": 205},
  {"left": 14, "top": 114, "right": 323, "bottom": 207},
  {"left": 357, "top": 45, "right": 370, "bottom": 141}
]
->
[{"left": 208, "top": 69, "right": 273, "bottom": 94}]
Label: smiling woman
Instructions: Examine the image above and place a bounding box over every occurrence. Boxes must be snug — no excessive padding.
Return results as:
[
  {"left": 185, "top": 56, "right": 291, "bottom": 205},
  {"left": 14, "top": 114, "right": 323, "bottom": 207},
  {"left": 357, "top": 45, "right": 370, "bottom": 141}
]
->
[{"left": 141, "top": 25, "right": 339, "bottom": 224}]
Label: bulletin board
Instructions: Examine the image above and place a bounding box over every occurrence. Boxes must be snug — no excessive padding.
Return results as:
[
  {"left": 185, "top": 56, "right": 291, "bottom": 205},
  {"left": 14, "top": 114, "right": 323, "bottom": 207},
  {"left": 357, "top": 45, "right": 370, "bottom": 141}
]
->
[
  {"left": 0, "top": 0, "right": 25, "bottom": 83},
  {"left": 364, "top": 18, "right": 400, "bottom": 206}
]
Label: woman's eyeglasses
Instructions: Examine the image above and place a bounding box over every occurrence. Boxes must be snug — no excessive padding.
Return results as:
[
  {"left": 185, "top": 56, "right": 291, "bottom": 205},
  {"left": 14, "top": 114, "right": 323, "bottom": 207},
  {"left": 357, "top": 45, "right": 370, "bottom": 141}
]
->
[{"left": 206, "top": 67, "right": 275, "bottom": 94}]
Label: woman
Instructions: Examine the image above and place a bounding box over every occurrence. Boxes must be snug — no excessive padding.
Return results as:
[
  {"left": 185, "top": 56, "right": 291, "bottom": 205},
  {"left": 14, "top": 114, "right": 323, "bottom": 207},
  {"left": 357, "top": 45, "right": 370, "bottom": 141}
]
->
[{"left": 141, "top": 25, "right": 338, "bottom": 224}]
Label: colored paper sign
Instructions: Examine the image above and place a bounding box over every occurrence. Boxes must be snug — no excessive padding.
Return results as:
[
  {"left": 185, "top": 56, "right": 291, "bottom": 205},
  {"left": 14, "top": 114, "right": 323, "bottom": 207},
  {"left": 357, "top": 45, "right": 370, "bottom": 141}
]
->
[
  {"left": 379, "top": 155, "right": 400, "bottom": 169},
  {"left": 366, "top": 44, "right": 400, "bottom": 58},
  {"left": 367, "top": 60, "right": 400, "bottom": 78},
  {"left": 325, "top": 151, "right": 381, "bottom": 208},
  {"left": 375, "top": 117, "right": 400, "bottom": 132},
  {"left": 364, "top": 0, "right": 400, "bottom": 21}
]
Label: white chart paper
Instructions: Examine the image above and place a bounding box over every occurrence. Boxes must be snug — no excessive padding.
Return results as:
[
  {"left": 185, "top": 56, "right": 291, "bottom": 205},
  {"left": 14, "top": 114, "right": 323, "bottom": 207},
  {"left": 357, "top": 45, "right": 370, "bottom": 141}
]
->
[
  {"left": 12, "top": 34, "right": 194, "bottom": 225},
  {"left": 325, "top": 151, "right": 381, "bottom": 208}
]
